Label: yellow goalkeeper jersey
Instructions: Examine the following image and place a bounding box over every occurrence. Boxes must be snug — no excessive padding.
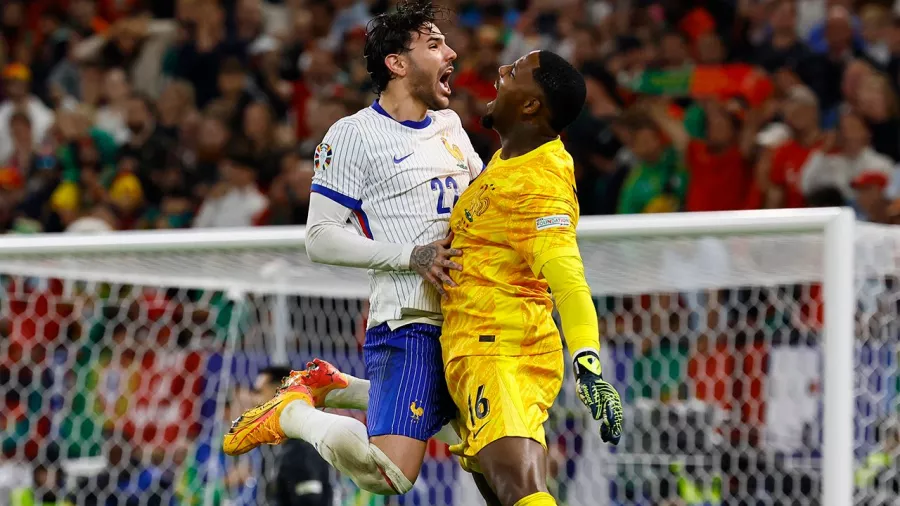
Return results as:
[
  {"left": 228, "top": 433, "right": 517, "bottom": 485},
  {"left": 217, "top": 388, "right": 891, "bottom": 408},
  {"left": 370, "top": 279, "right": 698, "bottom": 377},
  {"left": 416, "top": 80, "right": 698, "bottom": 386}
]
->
[{"left": 442, "top": 137, "right": 581, "bottom": 361}]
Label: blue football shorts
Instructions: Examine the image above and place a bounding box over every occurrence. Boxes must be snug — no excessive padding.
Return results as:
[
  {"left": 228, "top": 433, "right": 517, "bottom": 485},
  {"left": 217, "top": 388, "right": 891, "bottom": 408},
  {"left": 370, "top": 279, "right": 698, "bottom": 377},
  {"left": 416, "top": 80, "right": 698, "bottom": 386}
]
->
[{"left": 363, "top": 322, "right": 456, "bottom": 441}]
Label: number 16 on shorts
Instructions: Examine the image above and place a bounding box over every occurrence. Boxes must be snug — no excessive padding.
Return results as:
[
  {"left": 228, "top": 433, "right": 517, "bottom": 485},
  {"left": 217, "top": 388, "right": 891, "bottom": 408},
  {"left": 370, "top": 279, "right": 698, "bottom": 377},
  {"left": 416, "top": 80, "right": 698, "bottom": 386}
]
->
[{"left": 468, "top": 384, "right": 490, "bottom": 426}]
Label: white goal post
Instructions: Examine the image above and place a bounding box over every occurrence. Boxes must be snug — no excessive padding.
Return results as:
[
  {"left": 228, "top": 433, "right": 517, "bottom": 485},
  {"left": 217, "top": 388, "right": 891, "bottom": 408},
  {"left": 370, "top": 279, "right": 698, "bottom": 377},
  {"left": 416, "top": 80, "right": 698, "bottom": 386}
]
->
[
  {"left": 574, "top": 208, "right": 855, "bottom": 506},
  {"left": 0, "top": 208, "right": 869, "bottom": 506}
]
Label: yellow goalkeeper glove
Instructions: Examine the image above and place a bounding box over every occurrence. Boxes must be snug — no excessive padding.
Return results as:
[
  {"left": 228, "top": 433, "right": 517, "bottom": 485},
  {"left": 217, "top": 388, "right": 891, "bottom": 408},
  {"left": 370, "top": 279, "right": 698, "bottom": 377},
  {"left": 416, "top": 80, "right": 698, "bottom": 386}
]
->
[{"left": 573, "top": 350, "right": 623, "bottom": 445}]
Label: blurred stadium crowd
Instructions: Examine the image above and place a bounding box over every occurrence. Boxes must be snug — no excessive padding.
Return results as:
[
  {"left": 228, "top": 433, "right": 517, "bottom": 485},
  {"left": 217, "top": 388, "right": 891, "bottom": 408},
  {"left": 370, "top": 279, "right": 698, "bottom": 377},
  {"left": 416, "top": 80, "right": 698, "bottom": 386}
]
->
[
  {"left": 4, "top": 0, "right": 900, "bottom": 234},
  {"left": 2, "top": 0, "right": 900, "bottom": 505}
]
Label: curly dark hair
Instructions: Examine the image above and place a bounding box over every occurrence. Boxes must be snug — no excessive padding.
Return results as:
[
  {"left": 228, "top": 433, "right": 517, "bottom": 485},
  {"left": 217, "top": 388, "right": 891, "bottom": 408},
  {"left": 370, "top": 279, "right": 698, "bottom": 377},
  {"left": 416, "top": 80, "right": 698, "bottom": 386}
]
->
[
  {"left": 532, "top": 51, "right": 587, "bottom": 134},
  {"left": 364, "top": 0, "right": 450, "bottom": 95}
]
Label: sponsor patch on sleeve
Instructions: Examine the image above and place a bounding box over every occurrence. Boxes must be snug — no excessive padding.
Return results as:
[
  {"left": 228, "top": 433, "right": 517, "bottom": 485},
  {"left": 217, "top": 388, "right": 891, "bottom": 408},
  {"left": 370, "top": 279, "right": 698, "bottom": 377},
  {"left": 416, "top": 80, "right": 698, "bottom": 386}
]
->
[{"left": 535, "top": 215, "right": 571, "bottom": 231}]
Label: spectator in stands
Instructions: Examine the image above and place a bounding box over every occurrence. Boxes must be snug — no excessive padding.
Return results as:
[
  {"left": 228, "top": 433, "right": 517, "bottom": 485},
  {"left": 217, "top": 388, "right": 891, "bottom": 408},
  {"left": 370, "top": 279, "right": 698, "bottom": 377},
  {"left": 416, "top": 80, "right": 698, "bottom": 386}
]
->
[
  {"left": 156, "top": 79, "right": 196, "bottom": 140},
  {"left": 278, "top": 8, "right": 313, "bottom": 83},
  {"left": 65, "top": 202, "right": 119, "bottom": 233},
  {"left": 56, "top": 105, "right": 118, "bottom": 187},
  {"left": 323, "top": 0, "right": 370, "bottom": 52},
  {"left": 567, "top": 61, "right": 626, "bottom": 216},
  {"left": 247, "top": 35, "right": 292, "bottom": 122},
  {"left": 797, "top": 6, "right": 862, "bottom": 115},
  {"left": 0, "top": 63, "right": 53, "bottom": 164},
  {"left": 149, "top": 187, "right": 194, "bottom": 229},
  {"left": 0, "top": 1, "right": 26, "bottom": 61},
  {"left": 51, "top": 135, "right": 116, "bottom": 228},
  {"left": 802, "top": 110, "right": 894, "bottom": 203},
  {"left": 257, "top": 154, "right": 312, "bottom": 226},
  {"left": 94, "top": 67, "right": 132, "bottom": 145},
  {"left": 806, "top": 2, "right": 864, "bottom": 55},
  {"left": 860, "top": 4, "right": 892, "bottom": 66},
  {"left": 657, "top": 31, "right": 691, "bottom": 71},
  {"left": 297, "top": 95, "right": 347, "bottom": 158},
  {"left": 4, "top": 111, "right": 35, "bottom": 171},
  {"left": 648, "top": 98, "right": 759, "bottom": 212},
  {"left": 254, "top": 366, "right": 333, "bottom": 506},
  {"left": 240, "top": 100, "right": 282, "bottom": 188},
  {"left": 695, "top": 32, "right": 727, "bottom": 65},
  {"left": 45, "top": 48, "right": 82, "bottom": 109},
  {"left": 616, "top": 109, "right": 687, "bottom": 214},
  {"left": 855, "top": 173, "right": 895, "bottom": 224},
  {"left": 79, "top": 16, "right": 178, "bottom": 98},
  {"left": 119, "top": 92, "right": 172, "bottom": 205},
  {"left": 752, "top": 0, "right": 811, "bottom": 74},
  {"left": 839, "top": 59, "right": 874, "bottom": 114},
  {"left": 171, "top": 1, "right": 230, "bottom": 108},
  {"left": 296, "top": 44, "right": 344, "bottom": 99},
  {"left": 193, "top": 142, "right": 267, "bottom": 228},
  {"left": 192, "top": 104, "right": 232, "bottom": 192},
  {"left": 76, "top": 60, "right": 104, "bottom": 109},
  {"left": 68, "top": 0, "right": 110, "bottom": 38},
  {"left": 856, "top": 72, "right": 900, "bottom": 162},
  {"left": 230, "top": 0, "right": 266, "bottom": 52},
  {"left": 214, "top": 57, "right": 259, "bottom": 129},
  {"left": 767, "top": 86, "right": 823, "bottom": 209},
  {"left": 886, "top": 20, "right": 900, "bottom": 84},
  {"left": 456, "top": 26, "right": 502, "bottom": 102}
]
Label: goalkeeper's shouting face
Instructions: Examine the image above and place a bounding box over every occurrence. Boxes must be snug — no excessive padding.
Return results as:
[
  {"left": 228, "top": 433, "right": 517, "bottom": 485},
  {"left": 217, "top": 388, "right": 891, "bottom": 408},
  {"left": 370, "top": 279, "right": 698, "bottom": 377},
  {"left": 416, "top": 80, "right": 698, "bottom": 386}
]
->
[{"left": 482, "top": 50, "right": 586, "bottom": 137}]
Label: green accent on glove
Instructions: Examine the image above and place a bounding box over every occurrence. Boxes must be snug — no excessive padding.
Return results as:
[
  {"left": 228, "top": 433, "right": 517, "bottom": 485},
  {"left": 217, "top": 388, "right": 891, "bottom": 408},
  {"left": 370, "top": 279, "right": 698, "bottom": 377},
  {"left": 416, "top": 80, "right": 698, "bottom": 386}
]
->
[{"left": 573, "top": 350, "right": 624, "bottom": 445}]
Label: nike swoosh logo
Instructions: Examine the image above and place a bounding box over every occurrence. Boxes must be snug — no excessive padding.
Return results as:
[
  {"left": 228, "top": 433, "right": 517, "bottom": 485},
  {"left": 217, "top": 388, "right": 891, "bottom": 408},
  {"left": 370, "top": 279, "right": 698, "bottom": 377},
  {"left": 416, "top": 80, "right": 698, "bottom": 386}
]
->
[
  {"left": 472, "top": 421, "right": 491, "bottom": 441},
  {"left": 393, "top": 153, "right": 413, "bottom": 164}
]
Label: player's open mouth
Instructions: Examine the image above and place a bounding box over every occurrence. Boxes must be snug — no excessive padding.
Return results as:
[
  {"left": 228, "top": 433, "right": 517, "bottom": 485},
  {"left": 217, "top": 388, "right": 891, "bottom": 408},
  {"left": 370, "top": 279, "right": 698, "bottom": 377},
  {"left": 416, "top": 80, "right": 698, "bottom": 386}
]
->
[{"left": 439, "top": 68, "right": 452, "bottom": 95}]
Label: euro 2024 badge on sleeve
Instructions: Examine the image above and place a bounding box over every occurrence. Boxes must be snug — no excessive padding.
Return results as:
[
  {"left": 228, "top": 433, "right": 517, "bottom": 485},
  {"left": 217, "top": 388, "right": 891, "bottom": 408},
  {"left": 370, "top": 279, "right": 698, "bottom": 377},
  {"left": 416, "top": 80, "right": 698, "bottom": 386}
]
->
[{"left": 314, "top": 143, "right": 333, "bottom": 172}]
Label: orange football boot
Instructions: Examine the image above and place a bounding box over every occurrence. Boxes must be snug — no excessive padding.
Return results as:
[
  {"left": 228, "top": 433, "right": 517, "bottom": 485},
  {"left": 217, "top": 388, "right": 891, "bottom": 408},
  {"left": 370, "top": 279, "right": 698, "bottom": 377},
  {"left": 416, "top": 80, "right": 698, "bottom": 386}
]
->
[
  {"left": 223, "top": 376, "right": 313, "bottom": 456},
  {"left": 287, "top": 358, "right": 351, "bottom": 408}
]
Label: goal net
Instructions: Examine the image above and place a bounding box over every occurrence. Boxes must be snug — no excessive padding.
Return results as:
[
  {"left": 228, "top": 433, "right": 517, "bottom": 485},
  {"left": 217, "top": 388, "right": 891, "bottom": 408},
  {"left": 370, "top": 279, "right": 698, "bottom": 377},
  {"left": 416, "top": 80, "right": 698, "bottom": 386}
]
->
[{"left": 0, "top": 210, "right": 892, "bottom": 506}]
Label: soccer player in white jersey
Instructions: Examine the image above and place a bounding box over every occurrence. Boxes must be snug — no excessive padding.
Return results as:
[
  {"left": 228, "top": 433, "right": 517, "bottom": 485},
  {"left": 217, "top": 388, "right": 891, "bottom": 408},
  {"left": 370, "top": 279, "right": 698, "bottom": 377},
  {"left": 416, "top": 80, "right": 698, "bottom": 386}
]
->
[{"left": 223, "top": 0, "right": 485, "bottom": 497}]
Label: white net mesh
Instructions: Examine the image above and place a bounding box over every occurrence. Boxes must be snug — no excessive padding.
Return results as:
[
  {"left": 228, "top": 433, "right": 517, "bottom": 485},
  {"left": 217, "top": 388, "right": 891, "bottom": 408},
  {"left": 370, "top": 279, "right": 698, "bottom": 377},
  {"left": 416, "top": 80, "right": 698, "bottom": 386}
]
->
[{"left": 0, "top": 219, "right": 896, "bottom": 506}]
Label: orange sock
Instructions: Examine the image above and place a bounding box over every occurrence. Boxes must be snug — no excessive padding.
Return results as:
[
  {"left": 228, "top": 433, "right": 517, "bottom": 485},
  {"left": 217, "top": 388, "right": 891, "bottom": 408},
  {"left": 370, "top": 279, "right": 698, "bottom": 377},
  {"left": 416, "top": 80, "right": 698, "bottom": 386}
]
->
[{"left": 513, "top": 492, "right": 557, "bottom": 506}]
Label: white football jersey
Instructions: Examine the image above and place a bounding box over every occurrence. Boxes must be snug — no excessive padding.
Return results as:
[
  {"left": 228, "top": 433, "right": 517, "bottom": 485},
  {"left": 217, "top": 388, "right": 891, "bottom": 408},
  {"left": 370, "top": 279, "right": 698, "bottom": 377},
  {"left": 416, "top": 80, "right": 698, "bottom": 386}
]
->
[{"left": 311, "top": 102, "right": 484, "bottom": 327}]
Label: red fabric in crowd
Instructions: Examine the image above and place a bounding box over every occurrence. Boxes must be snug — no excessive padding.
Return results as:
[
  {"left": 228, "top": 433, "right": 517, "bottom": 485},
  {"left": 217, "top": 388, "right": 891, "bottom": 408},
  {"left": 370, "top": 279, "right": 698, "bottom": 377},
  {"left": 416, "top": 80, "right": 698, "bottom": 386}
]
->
[
  {"left": 454, "top": 69, "right": 497, "bottom": 101},
  {"left": 685, "top": 140, "right": 751, "bottom": 212},
  {"left": 293, "top": 80, "right": 312, "bottom": 141},
  {"left": 769, "top": 139, "right": 822, "bottom": 209}
]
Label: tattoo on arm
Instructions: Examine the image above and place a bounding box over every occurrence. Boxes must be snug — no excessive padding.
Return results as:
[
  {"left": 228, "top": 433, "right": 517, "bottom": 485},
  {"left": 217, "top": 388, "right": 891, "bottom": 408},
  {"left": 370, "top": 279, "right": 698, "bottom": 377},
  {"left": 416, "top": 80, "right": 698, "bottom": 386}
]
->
[{"left": 411, "top": 245, "right": 438, "bottom": 271}]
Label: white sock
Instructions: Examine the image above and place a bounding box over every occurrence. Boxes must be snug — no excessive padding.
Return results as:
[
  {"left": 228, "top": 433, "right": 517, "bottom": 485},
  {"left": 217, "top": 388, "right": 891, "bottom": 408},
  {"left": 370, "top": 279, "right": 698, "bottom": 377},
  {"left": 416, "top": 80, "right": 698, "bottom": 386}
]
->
[
  {"left": 324, "top": 375, "right": 370, "bottom": 410},
  {"left": 280, "top": 399, "right": 412, "bottom": 495}
]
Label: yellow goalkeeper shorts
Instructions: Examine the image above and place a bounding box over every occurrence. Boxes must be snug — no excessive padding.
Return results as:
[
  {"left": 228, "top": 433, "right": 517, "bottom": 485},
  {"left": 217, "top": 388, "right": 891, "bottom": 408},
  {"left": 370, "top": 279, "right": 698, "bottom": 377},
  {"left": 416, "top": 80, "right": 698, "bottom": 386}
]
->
[{"left": 444, "top": 349, "right": 564, "bottom": 474}]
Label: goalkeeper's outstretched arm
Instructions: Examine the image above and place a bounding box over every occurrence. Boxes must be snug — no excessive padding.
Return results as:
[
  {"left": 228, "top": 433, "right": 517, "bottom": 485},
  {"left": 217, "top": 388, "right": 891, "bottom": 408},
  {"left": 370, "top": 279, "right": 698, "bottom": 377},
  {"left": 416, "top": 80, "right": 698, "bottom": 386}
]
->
[{"left": 542, "top": 256, "right": 624, "bottom": 445}]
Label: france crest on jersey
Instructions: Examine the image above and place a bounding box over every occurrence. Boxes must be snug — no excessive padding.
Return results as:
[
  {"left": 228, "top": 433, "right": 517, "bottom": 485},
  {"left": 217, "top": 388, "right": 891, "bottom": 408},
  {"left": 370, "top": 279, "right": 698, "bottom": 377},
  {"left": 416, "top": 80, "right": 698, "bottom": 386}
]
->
[{"left": 310, "top": 101, "right": 484, "bottom": 328}]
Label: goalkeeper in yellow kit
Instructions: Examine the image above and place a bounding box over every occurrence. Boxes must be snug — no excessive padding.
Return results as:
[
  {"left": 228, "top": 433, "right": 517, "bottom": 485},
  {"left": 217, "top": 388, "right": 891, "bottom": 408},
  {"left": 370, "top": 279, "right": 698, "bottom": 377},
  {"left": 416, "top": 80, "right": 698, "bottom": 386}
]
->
[{"left": 441, "top": 50, "right": 624, "bottom": 506}]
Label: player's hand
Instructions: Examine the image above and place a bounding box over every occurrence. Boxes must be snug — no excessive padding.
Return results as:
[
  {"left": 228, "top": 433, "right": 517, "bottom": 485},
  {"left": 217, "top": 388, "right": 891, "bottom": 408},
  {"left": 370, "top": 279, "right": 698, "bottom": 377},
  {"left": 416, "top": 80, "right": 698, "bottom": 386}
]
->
[
  {"left": 410, "top": 234, "right": 462, "bottom": 296},
  {"left": 573, "top": 350, "right": 623, "bottom": 445}
]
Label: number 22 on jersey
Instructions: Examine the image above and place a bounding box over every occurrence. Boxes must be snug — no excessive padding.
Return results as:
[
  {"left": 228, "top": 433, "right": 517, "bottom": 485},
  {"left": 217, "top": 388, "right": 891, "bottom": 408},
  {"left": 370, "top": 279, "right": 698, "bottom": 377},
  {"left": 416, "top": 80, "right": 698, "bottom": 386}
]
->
[{"left": 431, "top": 176, "right": 460, "bottom": 215}]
